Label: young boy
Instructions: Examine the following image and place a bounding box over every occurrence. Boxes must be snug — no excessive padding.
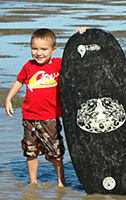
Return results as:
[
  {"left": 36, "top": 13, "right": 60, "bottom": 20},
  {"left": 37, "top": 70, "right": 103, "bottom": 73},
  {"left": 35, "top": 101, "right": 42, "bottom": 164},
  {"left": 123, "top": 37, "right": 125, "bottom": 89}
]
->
[{"left": 5, "top": 27, "right": 87, "bottom": 187}]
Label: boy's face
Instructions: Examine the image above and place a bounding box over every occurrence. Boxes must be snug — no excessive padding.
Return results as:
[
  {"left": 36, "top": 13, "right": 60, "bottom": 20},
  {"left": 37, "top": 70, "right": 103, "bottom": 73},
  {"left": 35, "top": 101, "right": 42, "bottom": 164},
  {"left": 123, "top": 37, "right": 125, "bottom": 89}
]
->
[{"left": 31, "top": 37, "right": 56, "bottom": 65}]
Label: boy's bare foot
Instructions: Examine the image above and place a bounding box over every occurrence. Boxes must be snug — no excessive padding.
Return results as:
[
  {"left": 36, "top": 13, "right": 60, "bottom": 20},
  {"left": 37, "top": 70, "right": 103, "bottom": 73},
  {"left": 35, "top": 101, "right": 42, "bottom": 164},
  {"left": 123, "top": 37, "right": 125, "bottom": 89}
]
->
[
  {"left": 30, "top": 181, "right": 38, "bottom": 184},
  {"left": 58, "top": 179, "right": 66, "bottom": 187}
]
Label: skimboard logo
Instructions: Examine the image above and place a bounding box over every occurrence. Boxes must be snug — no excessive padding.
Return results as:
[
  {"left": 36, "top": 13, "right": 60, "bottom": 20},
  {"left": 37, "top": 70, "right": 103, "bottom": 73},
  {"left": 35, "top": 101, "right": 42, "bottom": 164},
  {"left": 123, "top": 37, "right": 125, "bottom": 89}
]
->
[
  {"left": 77, "top": 97, "right": 126, "bottom": 133},
  {"left": 27, "top": 71, "right": 59, "bottom": 92},
  {"left": 77, "top": 44, "right": 101, "bottom": 57}
]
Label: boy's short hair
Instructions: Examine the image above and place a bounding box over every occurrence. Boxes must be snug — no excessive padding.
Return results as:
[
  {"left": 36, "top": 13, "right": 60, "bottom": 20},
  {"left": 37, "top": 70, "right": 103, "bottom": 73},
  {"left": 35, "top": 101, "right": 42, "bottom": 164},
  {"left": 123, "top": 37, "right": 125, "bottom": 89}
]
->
[{"left": 31, "top": 28, "right": 56, "bottom": 47}]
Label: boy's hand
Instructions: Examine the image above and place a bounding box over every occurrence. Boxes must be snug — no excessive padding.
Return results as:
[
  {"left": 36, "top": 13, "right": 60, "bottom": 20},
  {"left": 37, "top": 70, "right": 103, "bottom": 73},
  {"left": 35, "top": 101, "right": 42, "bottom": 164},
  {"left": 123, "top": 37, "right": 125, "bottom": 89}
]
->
[
  {"left": 5, "top": 99, "right": 13, "bottom": 117},
  {"left": 76, "top": 26, "right": 89, "bottom": 34},
  {"left": 5, "top": 80, "right": 23, "bottom": 117}
]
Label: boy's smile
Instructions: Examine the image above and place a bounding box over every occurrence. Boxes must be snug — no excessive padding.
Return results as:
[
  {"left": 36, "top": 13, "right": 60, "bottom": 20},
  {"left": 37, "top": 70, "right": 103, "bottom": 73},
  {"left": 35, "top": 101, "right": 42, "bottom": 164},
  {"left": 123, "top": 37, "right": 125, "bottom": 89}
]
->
[{"left": 31, "top": 38, "right": 56, "bottom": 65}]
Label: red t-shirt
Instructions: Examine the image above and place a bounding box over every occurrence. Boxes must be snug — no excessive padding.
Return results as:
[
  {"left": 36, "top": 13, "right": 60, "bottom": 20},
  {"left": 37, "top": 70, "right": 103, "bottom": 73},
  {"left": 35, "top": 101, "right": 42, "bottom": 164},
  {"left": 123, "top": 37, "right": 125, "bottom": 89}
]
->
[{"left": 17, "top": 58, "right": 62, "bottom": 120}]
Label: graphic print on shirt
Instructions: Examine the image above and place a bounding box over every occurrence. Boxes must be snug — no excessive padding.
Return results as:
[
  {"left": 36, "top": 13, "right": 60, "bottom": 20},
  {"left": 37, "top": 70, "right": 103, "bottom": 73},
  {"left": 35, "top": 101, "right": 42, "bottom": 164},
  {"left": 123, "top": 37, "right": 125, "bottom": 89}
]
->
[{"left": 27, "top": 71, "right": 59, "bottom": 92}]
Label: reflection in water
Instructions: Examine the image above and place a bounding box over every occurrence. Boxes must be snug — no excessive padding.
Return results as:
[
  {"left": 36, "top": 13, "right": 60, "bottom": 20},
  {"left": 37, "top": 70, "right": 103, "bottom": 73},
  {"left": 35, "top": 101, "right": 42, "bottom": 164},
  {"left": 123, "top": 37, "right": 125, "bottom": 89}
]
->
[{"left": 0, "top": 0, "right": 126, "bottom": 199}]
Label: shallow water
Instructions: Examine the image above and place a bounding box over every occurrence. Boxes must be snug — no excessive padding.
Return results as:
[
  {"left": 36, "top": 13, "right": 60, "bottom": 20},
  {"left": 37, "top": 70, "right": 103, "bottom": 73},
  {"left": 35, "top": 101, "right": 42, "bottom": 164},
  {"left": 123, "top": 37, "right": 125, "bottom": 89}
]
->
[{"left": 0, "top": 0, "right": 126, "bottom": 199}]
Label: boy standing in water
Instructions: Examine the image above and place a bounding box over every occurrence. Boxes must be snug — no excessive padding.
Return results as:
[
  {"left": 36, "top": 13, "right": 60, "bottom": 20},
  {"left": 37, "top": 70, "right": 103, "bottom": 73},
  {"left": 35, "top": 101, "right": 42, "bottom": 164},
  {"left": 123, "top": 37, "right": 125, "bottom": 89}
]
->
[{"left": 5, "top": 27, "right": 87, "bottom": 187}]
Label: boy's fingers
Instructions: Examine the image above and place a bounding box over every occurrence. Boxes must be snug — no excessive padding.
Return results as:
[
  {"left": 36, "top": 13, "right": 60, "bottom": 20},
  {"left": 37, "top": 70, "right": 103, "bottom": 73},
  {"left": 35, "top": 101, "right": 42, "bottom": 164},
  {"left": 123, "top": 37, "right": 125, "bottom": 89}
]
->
[
  {"left": 75, "top": 28, "right": 79, "bottom": 33},
  {"left": 6, "top": 109, "right": 11, "bottom": 117},
  {"left": 5, "top": 106, "right": 13, "bottom": 117},
  {"left": 76, "top": 26, "right": 89, "bottom": 34},
  {"left": 9, "top": 109, "right": 13, "bottom": 117}
]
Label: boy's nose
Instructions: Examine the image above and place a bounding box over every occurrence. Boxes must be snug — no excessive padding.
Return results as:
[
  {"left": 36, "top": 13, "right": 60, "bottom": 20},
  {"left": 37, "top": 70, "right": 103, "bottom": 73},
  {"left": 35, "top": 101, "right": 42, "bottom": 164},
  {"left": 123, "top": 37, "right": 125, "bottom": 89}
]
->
[{"left": 37, "top": 49, "right": 42, "bottom": 55}]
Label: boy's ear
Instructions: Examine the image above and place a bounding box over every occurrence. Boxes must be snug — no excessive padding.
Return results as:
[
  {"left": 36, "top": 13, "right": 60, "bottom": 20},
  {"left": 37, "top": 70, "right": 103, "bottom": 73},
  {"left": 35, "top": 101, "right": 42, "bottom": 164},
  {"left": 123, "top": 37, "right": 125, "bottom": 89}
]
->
[{"left": 52, "top": 46, "right": 57, "bottom": 54}]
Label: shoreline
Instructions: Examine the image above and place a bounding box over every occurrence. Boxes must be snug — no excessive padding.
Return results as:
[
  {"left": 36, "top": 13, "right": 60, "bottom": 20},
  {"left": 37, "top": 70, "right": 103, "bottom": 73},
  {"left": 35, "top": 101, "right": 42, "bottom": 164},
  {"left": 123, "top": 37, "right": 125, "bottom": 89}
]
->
[{"left": 0, "top": 88, "right": 23, "bottom": 108}]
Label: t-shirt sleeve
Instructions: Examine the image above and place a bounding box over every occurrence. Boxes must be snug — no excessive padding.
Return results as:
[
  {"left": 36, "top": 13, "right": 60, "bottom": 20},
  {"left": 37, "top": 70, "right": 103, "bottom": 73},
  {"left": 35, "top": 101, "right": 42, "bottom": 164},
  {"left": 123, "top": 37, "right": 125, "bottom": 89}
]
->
[
  {"left": 55, "top": 58, "right": 62, "bottom": 118},
  {"left": 17, "top": 63, "right": 27, "bottom": 84},
  {"left": 57, "top": 58, "right": 62, "bottom": 71},
  {"left": 53, "top": 57, "right": 62, "bottom": 72},
  {"left": 56, "top": 82, "right": 62, "bottom": 118}
]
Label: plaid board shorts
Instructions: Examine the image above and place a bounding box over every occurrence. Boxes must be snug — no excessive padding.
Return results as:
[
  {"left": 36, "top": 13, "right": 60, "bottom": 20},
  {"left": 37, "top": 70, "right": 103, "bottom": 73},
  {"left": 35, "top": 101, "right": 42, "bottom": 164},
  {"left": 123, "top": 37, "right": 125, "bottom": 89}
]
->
[{"left": 21, "top": 118, "right": 65, "bottom": 161}]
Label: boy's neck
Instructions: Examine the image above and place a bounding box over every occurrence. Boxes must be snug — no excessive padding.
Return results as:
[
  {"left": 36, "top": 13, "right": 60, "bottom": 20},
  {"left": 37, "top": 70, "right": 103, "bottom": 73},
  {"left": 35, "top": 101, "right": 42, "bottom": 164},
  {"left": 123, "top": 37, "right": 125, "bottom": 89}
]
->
[{"left": 34, "top": 58, "right": 53, "bottom": 66}]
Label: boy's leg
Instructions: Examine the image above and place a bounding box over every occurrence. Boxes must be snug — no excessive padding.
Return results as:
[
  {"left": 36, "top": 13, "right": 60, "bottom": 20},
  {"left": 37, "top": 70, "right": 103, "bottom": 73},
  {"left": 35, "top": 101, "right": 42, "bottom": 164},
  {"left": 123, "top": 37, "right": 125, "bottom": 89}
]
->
[
  {"left": 33, "top": 118, "right": 65, "bottom": 186},
  {"left": 27, "top": 157, "right": 38, "bottom": 183},
  {"left": 52, "top": 159, "right": 65, "bottom": 187},
  {"left": 22, "top": 120, "right": 41, "bottom": 184}
]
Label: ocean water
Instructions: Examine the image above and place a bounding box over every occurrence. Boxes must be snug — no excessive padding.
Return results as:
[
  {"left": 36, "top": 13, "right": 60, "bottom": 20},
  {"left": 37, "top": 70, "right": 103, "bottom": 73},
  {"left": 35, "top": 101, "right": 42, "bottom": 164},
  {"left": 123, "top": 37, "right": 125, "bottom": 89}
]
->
[{"left": 0, "top": 0, "right": 126, "bottom": 199}]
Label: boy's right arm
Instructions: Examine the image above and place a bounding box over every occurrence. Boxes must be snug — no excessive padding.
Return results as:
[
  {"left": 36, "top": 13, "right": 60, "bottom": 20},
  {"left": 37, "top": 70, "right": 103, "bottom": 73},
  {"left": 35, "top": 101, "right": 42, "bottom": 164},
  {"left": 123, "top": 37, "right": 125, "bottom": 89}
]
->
[{"left": 5, "top": 80, "right": 23, "bottom": 117}]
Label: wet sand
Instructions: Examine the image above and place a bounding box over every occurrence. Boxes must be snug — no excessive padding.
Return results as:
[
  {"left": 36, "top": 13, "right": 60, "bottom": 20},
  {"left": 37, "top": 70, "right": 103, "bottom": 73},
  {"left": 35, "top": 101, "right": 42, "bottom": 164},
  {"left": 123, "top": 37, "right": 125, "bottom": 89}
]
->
[
  {"left": 0, "top": 88, "right": 23, "bottom": 108},
  {"left": 0, "top": 0, "right": 126, "bottom": 199}
]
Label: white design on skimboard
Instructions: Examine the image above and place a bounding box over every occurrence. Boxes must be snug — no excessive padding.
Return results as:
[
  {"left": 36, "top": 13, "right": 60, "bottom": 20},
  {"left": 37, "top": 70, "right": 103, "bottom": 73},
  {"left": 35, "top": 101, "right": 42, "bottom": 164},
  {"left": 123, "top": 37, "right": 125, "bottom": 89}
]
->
[
  {"left": 77, "top": 44, "right": 101, "bottom": 57},
  {"left": 77, "top": 97, "right": 126, "bottom": 133},
  {"left": 102, "top": 177, "right": 116, "bottom": 190}
]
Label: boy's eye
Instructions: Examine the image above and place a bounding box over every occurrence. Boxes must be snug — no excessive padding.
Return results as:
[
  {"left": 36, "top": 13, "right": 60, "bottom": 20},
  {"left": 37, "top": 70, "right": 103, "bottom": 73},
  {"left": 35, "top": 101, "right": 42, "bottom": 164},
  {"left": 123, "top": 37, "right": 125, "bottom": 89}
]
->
[
  {"left": 42, "top": 48, "right": 48, "bottom": 50},
  {"left": 32, "top": 47, "right": 37, "bottom": 50},
  {"left": 31, "top": 47, "right": 48, "bottom": 50}
]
